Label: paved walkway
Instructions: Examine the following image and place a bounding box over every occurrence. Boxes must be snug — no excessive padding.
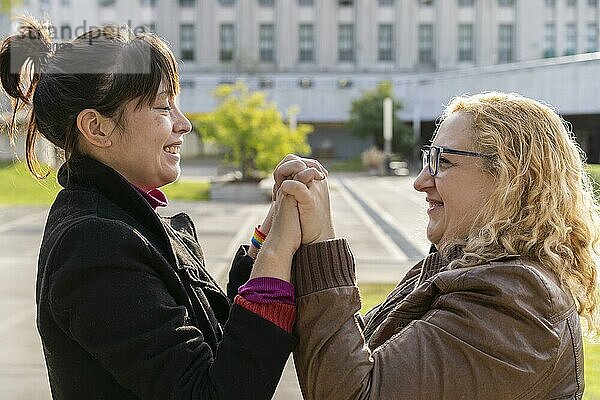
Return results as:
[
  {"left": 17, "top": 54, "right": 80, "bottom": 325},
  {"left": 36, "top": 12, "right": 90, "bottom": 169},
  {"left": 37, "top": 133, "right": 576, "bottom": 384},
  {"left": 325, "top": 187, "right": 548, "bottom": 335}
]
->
[{"left": 0, "top": 173, "right": 429, "bottom": 399}]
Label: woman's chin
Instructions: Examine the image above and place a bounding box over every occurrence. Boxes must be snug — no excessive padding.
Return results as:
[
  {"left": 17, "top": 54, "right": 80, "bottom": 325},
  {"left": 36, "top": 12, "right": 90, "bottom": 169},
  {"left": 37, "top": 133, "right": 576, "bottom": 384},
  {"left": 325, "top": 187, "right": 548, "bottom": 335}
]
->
[{"left": 426, "top": 226, "right": 442, "bottom": 245}]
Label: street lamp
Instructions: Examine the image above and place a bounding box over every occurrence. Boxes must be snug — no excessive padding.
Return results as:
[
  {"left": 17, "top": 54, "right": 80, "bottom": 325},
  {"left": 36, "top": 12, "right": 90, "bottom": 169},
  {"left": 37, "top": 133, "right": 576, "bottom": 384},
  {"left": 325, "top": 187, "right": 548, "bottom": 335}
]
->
[{"left": 383, "top": 97, "right": 393, "bottom": 155}]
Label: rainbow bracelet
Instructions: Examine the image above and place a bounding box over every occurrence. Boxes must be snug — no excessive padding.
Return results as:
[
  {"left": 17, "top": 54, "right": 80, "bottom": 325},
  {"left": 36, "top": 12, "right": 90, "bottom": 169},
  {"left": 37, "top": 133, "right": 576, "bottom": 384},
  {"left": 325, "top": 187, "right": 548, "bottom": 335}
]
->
[{"left": 251, "top": 225, "right": 267, "bottom": 249}]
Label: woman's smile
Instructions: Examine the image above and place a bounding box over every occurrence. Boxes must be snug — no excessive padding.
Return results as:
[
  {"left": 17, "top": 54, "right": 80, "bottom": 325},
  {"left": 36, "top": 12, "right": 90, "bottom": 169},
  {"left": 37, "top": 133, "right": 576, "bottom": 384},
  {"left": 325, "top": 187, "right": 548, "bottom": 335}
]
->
[
  {"left": 426, "top": 197, "right": 444, "bottom": 214},
  {"left": 163, "top": 143, "right": 182, "bottom": 156}
]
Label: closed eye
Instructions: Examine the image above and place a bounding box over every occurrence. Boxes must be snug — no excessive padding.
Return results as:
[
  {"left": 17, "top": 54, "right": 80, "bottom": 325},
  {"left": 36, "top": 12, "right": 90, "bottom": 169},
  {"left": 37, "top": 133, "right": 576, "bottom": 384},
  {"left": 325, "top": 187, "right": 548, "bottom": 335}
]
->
[{"left": 155, "top": 106, "right": 172, "bottom": 112}]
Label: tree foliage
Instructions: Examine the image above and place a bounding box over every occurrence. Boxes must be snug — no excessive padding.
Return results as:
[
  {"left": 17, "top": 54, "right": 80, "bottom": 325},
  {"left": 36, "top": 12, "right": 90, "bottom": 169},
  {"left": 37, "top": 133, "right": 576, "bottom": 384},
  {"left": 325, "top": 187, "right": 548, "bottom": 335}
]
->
[
  {"left": 191, "top": 82, "right": 312, "bottom": 179},
  {"left": 347, "top": 80, "right": 414, "bottom": 155},
  {"left": 0, "top": 0, "right": 21, "bottom": 14}
]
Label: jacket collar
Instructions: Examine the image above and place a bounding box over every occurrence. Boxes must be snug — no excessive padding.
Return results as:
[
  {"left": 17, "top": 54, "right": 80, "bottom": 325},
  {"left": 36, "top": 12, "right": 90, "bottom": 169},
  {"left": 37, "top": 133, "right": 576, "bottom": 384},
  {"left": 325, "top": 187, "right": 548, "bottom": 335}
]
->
[
  {"left": 57, "top": 154, "right": 171, "bottom": 248},
  {"left": 419, "top": 243, "right": 464, "bottom": 283},
  {"left": 422, "top": 243, "right": 520, "bottom": 283}
]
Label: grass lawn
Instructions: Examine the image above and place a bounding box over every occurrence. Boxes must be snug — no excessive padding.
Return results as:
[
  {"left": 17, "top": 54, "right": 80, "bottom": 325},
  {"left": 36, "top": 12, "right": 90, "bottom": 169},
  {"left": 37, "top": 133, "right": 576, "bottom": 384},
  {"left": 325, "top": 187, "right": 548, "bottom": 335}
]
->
[
  {"left": 0, "top": 162, "right": 61, "bottom": 205},
  {"left": 161, "top": 179, "right": 210, "bottom": 201},
  {"left": 0, "top": 161, "right": 210, "bottom": 205},
  {"left": 358, "top": 282, "right": 600, "bottom": 399},
  {"left": 585, "top": 340, "right": 600, "bottom": 399},
  {"left": 327, "top": 156, "right": 365, "bottom": 172}
]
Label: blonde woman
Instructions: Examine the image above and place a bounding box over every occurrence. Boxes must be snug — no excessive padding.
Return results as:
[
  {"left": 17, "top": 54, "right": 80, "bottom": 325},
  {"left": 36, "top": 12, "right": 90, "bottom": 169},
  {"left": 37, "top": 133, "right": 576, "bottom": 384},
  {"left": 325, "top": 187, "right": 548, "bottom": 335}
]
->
[{"left": 272, "top": 92, "right": 599, "bottom": 399}]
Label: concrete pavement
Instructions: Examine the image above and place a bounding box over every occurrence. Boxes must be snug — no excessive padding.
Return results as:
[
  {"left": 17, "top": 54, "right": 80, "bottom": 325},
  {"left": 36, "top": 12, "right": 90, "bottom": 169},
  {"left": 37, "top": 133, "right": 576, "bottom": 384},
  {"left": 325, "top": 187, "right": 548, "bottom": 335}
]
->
[{"left": 0, "top": 173, "right": 430, "bottom": 399}]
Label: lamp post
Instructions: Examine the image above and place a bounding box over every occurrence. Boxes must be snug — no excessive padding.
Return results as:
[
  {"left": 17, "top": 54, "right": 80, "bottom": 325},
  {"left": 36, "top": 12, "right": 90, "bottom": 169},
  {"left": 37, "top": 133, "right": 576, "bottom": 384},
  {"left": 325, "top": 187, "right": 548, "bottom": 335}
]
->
[
  {"left": 383, "top": 97, "right": 393, "bottom": 155},
  {"left": 383, "top": 97, "right": 393, "bottom": 175}
]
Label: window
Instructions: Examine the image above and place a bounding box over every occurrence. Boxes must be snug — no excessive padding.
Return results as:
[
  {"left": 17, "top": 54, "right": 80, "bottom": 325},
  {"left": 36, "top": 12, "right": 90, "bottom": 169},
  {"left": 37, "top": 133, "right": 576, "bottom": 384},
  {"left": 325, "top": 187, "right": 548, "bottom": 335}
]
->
[
  {"left": 135, "top": 22, "right": 155, "bottom": 34},
  {"left": 298, "top": 78, "right": 313, "bottom": 88},
  {"left": 140, "top": 0, "right": 156, "bottom": 6},
  {"left": 587, "top": 23, "right": 597, "bottom": 51},
  {"left": 298, "top": 0, "right": 313, "bottom": 4},
  {"left": 543, "top": 23, "right": 556, "bottom": 57},
  {"left": 378, "top": 24, "right": 394, "bottom": 61},
  {"left": 457, "top": 24, "right": 473, "bottom": 61},
  {"left": 61, "top": 0, "right": 70, "bottom": 5},
  {"left": 457, "top": 0, "right": 474, "bottom": 6},
  {"left": 337, "top": 78, "right": 353, "bottom": 88},
  {"left": 498, "top": 24, "right": 513, "bottom": 62},
  {"left": 258, "top": 0, "right": 274, "bottom": 5},
  {"left": 417, "top": 0, "right": 434, "bottom": 6},
  {"left": 418, "top": 24, "right": 434, "bottom": 64},
  {"left": 219, "top": 0, "right": 236, "bottom": 5},
  {"left": 259, "top": 24, "right": 275, "bottom": 62},
  {"left": 98, "top": 0, "right": 116, "bottom": 7},
  {"left": 180, "top": 24, "right": 195, "bottom": 61},
  {"left": 338, "top": 0, "right": 353, "bottom": 6},
  {"left": 259, "top": 78, "right": 274, "bottom": 89},
  {"left": 180, "top": 80, "right": 195, "bottom": 90},
  {"left": 299, "top": 24, "right": 314, "bottom": 62},
  {"left": 545, "top": 0, "right": 556, "bottom": 6},
  {"left": 338, "top": 24, "right": 354, "bottom": 61},
  {"left": 567, "top": 0, "right": 577, "bottom": 6},
  {"left": 565, "top": 22, "right": 577, "bottom": 55},
  {"left": 589, "top": 0, "right": 597, "bottom": 6},
  {"left": 379, "top": 0, "right": 394, "bottom": 5},
  {"left": 498, "top": 0, "right": 514, "bottom": 5},
  {"left": 179, "top": 0, "right": 195, "bottom": 6},
  {"left": 220, "top": 24, "right": 235, "bottom": 62}
]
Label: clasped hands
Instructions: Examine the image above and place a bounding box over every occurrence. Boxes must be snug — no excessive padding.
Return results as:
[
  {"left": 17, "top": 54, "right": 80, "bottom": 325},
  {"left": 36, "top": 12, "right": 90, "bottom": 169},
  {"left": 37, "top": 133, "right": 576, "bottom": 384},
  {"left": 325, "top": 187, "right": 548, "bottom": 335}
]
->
[{"left": 250, "top": 154, "right": 335, "bottom": 281}]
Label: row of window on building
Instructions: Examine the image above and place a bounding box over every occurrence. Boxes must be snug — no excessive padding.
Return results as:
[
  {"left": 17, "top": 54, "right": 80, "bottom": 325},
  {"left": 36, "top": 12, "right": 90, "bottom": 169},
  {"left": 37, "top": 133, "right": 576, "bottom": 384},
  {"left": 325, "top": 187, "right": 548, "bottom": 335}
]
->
[
  {"left": 28, "top": 0, "right": 600, "bottom": 8},
  {"left": 175, "top": 22, "right": 598, "bottom": 64},
  {"left": 89, "top": 0, "right": 599, "bottom": 9}
]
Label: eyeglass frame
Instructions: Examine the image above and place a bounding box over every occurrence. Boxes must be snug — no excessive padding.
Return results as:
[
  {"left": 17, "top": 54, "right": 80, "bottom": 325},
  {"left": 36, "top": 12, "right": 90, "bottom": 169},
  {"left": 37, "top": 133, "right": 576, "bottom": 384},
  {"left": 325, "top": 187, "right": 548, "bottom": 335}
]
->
[{"left": 421, "top": 145, "right": 493, "bottom": 177}]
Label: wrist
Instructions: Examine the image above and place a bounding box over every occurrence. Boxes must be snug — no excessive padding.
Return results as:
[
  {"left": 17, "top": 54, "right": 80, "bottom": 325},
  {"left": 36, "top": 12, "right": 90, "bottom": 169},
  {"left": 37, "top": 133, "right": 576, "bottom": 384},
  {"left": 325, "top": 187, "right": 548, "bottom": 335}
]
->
[
  {"left": 304, "top": 227, "right": 336, "bottom": 245},
  {"left": 247, "top": 244, "right": 259, "bottom": 259},
  {"left": 317, "top": 226, "right": 335, "bottom": 243},
  {"left": 247, "top": 225, "right": 267, "bottom": 259},
  {"left": 250, "top": 246, "right": 293, "bottom": 282}
]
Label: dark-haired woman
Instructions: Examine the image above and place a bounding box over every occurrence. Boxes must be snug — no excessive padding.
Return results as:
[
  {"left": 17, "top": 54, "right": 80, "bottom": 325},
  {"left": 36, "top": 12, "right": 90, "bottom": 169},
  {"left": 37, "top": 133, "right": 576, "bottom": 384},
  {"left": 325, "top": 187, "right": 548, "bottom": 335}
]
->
[{"left": 1, "top": 17, "right": 322, "bottom": 399}]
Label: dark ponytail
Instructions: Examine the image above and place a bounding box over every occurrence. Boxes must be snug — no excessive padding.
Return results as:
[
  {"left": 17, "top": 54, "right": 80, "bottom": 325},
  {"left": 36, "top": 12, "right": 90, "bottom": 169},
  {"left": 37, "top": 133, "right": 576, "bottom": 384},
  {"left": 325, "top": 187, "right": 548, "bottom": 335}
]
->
[
  {"left": 0, "top": 15, "right": 180, "bottom": 179},
  {"left": 0, "top": 16, "right": 53, "bottom": 178}
]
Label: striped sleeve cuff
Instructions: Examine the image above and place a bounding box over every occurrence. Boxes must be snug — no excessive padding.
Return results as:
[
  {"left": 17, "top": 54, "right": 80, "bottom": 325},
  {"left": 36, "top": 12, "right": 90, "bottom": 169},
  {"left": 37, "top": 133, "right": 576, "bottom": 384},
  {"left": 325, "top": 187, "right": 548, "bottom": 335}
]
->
[
  {"left": 238, "top": 277, "right": 295, "bottom": 305},
  {"left": 234, "top": 295, "right": 296, "bottom": 333},
  {"left": 291, "top": 238, "right": 356, "bottom": 297}
]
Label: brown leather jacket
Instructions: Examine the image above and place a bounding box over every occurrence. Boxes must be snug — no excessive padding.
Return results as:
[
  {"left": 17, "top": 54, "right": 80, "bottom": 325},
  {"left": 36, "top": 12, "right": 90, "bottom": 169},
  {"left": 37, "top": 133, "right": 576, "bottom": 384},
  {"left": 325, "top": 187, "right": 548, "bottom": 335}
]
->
[{"left": 291, "top": 239, "right": 584, "bottom": 400}]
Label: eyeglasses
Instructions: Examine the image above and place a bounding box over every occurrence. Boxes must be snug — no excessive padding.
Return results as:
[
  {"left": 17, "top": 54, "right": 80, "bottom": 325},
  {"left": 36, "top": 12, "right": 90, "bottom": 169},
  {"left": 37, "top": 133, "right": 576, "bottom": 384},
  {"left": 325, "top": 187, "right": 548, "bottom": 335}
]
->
[{"left": 421, "top": 145, "right": 492, "bottom": 177}]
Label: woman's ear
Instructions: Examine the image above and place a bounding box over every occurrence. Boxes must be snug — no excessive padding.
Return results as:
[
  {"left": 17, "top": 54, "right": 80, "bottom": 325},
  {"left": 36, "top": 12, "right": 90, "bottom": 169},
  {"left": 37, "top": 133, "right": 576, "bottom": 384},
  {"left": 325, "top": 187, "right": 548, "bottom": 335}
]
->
[{"left": 76, "top": 109, "right": 117, "bottom": 148}]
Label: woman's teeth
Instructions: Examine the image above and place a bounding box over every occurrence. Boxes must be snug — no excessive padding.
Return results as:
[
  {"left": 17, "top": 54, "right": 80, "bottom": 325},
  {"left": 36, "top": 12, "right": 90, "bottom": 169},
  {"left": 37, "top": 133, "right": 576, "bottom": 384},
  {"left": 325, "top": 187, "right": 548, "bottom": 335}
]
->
[
  {"left": 164, "top": 145, "right": 180, "bottom": 154},
  {"left": 428, "top": 201, "right": 444, "bottom": 210}
]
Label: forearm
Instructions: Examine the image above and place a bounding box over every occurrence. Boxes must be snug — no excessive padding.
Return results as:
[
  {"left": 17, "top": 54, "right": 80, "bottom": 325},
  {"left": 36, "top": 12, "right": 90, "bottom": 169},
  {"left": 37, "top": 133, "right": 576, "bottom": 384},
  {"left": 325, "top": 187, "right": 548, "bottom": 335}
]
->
[
  {"left": 291, "top": 238, "right": 375, "bottom": 400},
  {"left": 251, "top": 246, "right": 293, "bottom": 282},
  {"left": 294, "top": 287, "right": 376, "bottom": 400}
]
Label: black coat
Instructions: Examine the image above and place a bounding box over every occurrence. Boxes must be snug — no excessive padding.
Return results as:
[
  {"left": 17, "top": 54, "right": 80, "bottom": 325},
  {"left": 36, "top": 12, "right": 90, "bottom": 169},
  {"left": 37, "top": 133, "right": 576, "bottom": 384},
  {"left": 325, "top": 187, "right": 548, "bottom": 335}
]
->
[{"left": 35, "top": 155, "right": 296, "bottom": 400}]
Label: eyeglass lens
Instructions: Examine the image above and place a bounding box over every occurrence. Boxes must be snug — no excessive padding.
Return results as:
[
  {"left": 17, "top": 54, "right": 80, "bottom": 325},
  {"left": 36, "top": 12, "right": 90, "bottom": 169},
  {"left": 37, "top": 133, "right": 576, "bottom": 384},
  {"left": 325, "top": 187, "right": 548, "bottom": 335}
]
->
[{"left": 422, "top": 147, "right": 439, "bottom": 176}]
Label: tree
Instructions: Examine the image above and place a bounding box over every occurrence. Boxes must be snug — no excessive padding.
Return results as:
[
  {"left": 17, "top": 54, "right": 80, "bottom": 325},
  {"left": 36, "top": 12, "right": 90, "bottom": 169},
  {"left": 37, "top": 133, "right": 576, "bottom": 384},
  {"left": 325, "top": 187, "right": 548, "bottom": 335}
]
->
[
  {"left": 347, "top": 80, "right": 414, "bottom": 156},
  {"left": 191, "top": 81, "right": 312, "bottom": 180},
  {"left": 0, "top": 0, "right": 21, "bottom": 14}
]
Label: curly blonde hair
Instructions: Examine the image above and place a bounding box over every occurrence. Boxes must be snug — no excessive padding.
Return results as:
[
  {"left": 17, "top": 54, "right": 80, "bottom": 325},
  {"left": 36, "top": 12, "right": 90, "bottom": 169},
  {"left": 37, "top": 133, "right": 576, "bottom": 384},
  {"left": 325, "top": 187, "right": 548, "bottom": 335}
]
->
[{"left": 442, "top": 92, "right": 600, "bottom": 334}]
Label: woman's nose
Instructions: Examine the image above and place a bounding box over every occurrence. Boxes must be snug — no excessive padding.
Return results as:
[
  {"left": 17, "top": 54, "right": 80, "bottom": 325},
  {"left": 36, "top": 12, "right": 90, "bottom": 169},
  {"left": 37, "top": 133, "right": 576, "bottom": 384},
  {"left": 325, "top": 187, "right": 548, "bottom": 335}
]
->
[
  {"left": 413, "top": 165, "right": 434, "bottom": 192},
  {"left": 173, "top": 108, "right": 192, "bottom": 135}
]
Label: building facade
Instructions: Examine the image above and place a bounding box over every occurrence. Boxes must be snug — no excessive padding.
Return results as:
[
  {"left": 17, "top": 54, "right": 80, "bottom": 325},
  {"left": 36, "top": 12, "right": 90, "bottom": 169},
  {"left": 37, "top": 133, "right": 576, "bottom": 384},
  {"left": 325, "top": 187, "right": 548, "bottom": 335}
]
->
[{"left": 2, "top": 0, "right": 600, "bottom": 162}]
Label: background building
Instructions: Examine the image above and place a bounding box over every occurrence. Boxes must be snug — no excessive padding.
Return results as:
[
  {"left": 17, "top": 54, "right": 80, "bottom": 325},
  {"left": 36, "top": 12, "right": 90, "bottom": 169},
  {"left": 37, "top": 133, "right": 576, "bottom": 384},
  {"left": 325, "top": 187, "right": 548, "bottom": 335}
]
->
[{"left": 2, "top": 0, "right": 600, "bottom": 163}]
